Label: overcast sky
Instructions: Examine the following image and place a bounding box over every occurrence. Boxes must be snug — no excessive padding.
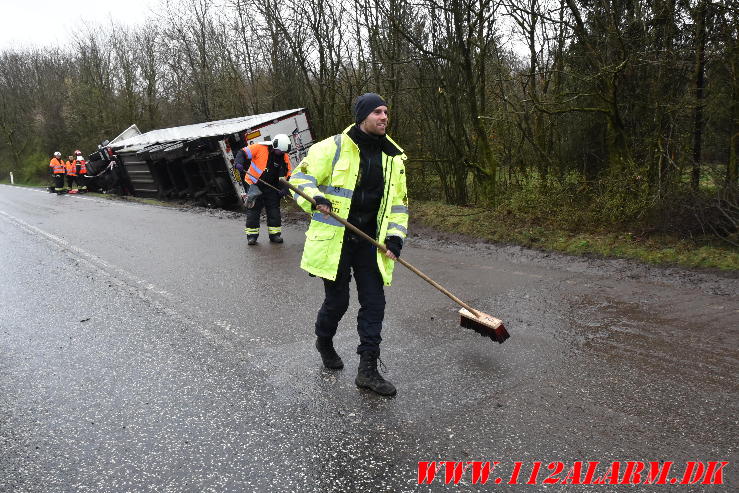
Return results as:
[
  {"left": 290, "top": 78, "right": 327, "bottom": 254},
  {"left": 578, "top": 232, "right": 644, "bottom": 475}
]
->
[
  {"left": 1, "top": 0, "right": 529, "bottom": 57},
  {"left": 0, "top": 0, "right": 159, "bottom": 51}
]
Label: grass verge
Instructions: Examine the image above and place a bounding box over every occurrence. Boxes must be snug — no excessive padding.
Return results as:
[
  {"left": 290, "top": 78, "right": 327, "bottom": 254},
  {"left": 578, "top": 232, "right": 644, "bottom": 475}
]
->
[
  {"left": 411, "top": 200, "right": 739, "bottom": 271},
  {"left": 0, "top": 180, "right": 46, "bottom": 188}
]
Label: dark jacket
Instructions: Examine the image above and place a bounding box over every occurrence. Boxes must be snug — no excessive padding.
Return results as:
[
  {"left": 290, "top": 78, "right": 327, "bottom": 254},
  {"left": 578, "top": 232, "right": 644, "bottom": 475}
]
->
[{"left": 346, "top": 125, "right": 401, "bottom": 238}]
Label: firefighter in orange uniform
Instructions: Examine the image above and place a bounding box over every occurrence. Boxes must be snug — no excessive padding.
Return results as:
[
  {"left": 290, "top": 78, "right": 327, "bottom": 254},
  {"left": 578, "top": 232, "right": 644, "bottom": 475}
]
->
[
  {"left": 49, "top": 151, "right": 66, "bottom": 194},
  {"left": 65, "top": 155, "right": 78, "bottom": 193},
  {"left": 74, "top": 150, "right": 88, "bottom": 192},
  {"left": 234, "top": 134, "right": 293, "bottom": 245}
]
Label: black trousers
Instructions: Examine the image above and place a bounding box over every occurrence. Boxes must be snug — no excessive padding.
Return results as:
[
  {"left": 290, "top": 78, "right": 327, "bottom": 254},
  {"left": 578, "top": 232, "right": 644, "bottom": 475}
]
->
[
  {"left": 245, "top": 188, "right": 281, "bottom": 235},
  {"left": 315, "top": 232, "right": 386, "bottom": 354},
  {"left": 66, "top": 175, "right": 77, "bottom": 189},
  {"left": 53, "top": 174, "right": 65, "bottom": 191}
]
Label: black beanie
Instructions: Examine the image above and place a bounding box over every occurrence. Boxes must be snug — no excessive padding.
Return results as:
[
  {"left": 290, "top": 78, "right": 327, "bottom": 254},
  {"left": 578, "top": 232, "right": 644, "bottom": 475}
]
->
[{"left": 353, "top": 93, "right": 387, "bottom": 125}]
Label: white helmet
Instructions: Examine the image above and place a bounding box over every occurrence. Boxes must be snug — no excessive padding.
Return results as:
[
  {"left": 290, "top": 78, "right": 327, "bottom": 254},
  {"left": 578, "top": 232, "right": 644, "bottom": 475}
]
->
[
  {"left": 271, "top": 134, "right": 291, "bottom": 153},
  {"left": 54, "top": 151, "right": 61, "bottom": 157}
]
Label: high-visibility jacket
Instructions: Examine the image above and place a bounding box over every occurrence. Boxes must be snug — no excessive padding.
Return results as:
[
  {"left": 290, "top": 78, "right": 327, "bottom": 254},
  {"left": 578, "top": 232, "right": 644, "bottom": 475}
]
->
[
  {"left": 65, "top": 160, "right": 77, "bottom": 176},
  {"left": 290, "top": 125, "right": 409, "bottom": 286},
  {"left": 49, "top": 158, "right": 66, "bottom": 174},
  {"left": 241, "top": 143, "right": 292, "bottom": 185},
  {"left": 77, "top": 159, "right": 87, "bottom": 174}
]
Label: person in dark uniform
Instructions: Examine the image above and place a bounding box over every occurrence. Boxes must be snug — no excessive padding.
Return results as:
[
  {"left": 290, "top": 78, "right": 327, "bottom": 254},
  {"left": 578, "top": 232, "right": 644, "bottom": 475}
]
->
[{"left": 234, "top": 134, "right": 292, "bottom": 245}]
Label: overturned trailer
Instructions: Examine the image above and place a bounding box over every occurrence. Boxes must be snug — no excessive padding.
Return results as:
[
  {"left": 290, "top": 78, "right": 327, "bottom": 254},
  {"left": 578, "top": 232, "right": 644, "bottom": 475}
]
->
[{"left": 100, "top": 109, "right": 313, "bottom": 208}]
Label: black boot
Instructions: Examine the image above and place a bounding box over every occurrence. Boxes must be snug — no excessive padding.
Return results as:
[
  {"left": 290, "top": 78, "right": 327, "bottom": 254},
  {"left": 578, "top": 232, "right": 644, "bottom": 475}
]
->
[
  {"left": 355, "top": 351, "right": 396, "bottom": 396},
  {"left": 247, "top": 235, "right": 258, "bottom": 245},
  {"left": 269, "top": 233, "right": 284, "bottom": 244},
  {"left": 315, "top": 337, "right": 344, "bottom": 369}
]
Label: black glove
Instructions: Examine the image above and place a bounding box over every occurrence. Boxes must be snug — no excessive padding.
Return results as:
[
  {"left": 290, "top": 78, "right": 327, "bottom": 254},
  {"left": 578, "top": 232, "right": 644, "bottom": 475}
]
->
[
  {"left": 313, "top": 195, "right": 332, "bottom": 211},
  {"left": 385, "top": 236, "right": 403, "bottom": 258},
  {"left": 279, "top": 187, "right": 290, "bottom": 198}
]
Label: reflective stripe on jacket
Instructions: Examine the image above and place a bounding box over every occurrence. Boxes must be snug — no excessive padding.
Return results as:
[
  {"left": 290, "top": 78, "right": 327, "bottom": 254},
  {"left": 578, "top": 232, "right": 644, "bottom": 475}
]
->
[
  {"left": 241, "top": 143, "right": 292, "bottom": 185},
  {"left": 49, "top": 158, "right": 66, "bottom": 174},
  {"left": 78, "top": 159, "right": 87, "bottom": 174},
  {"left": 290, "top": 124, "right": 409, "bottom": 286},
  {"left": 65, "top": 160, "right": 77, "bottom": 176}
]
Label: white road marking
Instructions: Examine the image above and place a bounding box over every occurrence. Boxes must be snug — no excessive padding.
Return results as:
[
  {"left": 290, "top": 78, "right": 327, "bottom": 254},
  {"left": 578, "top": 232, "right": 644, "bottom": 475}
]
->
[
  {"left": 0, "top": 184, "right": 147, "bottom": 209},
  {"left": 0, "top": 208, "right": 264, "bottom": 346}
]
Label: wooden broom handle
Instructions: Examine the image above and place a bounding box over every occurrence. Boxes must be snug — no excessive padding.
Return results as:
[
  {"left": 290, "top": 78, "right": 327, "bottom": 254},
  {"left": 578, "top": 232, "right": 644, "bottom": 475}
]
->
[{"left": 280, "top": 178, "right": 482, "bottom": 318}]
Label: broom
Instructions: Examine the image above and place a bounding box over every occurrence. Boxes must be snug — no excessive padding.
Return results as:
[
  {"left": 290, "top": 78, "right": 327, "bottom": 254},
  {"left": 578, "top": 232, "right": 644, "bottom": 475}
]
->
[{"left": 279, "top": 177, "right": 509, "bottom": 344}]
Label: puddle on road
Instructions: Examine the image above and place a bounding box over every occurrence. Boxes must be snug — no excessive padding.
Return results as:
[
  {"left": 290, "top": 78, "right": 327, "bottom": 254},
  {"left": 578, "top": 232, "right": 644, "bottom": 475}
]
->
[{"left": 561, "top": 291, "right": 738, "bottom": 389}]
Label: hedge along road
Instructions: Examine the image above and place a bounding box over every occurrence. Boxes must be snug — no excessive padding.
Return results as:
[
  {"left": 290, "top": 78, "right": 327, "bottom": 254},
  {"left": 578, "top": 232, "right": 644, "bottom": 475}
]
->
[{"left": 0, "top": 184, "right": 737, "bottom": 492}]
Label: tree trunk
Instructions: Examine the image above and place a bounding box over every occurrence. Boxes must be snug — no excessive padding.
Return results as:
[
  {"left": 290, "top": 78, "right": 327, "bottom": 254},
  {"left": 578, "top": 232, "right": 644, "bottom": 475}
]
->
[
  {"left": 691, "top": 0, "right": 707, "bottom": 191},
  {"left": 606, "top": 79, "right": 629, "bottom": 173},
  {"left": 650, "top": 0, "right": 677, "bottom": 195},
  {"left": 728, "top": 13, "right": 738, "bottom": 187}
]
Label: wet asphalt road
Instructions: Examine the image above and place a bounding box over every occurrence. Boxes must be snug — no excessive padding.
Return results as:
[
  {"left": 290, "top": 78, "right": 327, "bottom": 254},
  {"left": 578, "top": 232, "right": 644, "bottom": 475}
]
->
[{"left": 0, "top": 184, "right": 737, "bottom": 492}]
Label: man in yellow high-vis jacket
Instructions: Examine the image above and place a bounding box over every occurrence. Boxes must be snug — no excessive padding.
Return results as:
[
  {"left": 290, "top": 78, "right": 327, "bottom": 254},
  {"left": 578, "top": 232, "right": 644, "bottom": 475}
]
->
[{"left": 290, "top": 93, "right": 409, "bottom": 396}]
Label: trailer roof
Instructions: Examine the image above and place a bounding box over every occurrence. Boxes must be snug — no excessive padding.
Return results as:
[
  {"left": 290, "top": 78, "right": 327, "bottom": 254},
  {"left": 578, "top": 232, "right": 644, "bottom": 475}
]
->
[{"left": 110, "top": 109, "right": 306, "bottom": 151}]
